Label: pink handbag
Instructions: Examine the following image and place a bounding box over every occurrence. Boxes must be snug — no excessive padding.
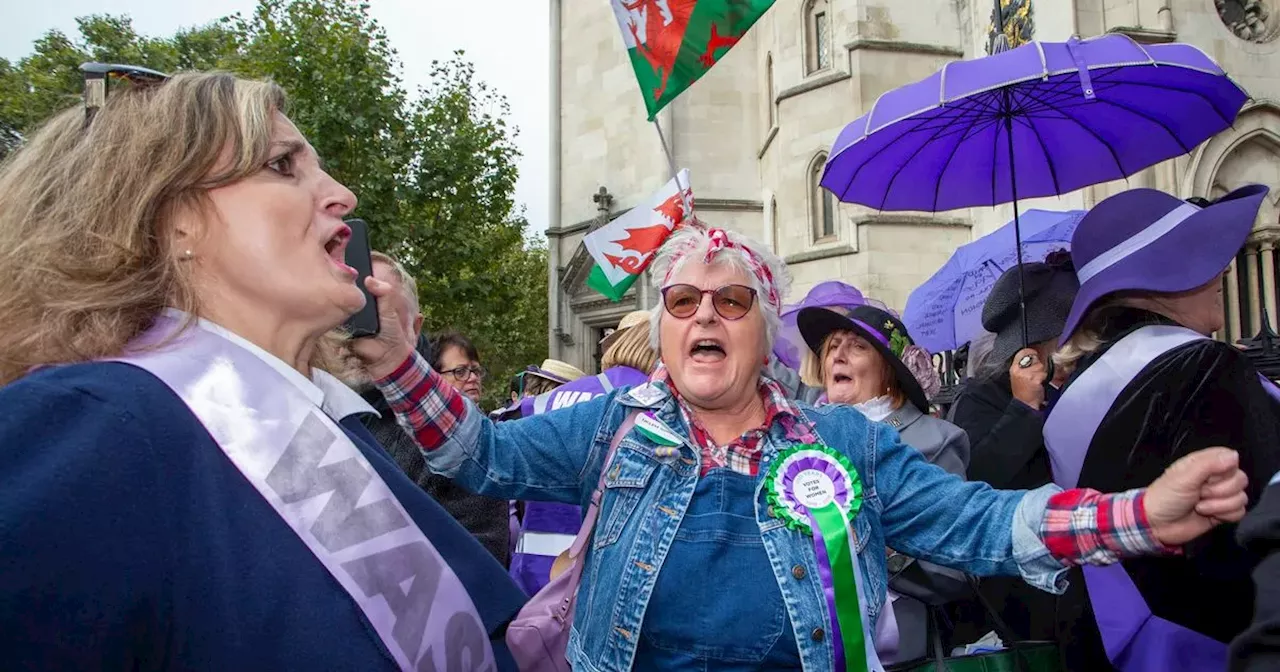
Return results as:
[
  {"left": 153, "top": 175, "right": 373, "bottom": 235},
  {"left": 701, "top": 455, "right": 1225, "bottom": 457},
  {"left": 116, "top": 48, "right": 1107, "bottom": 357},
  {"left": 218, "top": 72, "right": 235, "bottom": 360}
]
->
[{"left": 505, "top": 411, "right": 639, "bottom": 671}]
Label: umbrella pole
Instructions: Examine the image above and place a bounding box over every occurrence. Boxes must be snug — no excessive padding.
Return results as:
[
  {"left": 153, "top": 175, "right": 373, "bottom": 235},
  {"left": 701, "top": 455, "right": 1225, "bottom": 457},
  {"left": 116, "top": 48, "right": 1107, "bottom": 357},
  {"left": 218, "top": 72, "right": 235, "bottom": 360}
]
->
[{"left": 1004, "top": 111, "right": 1030, "bottom": 348}]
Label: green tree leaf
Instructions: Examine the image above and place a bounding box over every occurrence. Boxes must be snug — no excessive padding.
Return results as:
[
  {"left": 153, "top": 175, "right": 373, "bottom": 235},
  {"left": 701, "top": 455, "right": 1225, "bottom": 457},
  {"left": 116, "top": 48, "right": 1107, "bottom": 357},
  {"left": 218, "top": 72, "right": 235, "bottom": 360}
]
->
[{"left": 0, "top": 0, "right": 548, "bottom": 411}]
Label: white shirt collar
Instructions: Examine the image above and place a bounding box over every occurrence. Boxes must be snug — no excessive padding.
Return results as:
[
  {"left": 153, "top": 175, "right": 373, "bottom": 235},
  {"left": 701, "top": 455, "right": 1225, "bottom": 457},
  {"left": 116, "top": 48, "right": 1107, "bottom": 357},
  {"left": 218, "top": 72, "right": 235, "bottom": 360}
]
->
[
  {"left": 163, "top": 308, "right": 377, "bottom": 421},
  {"left": 852, "top": 395, "right": 896, "bottom": 423}
]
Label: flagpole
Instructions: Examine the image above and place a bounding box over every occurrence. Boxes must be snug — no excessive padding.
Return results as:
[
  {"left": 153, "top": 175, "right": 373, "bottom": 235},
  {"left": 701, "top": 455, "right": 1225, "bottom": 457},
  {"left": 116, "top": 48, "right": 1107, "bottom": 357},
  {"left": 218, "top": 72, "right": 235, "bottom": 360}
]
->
[{"left": 652, "top": 116, "right": 696, "bottom": 221}]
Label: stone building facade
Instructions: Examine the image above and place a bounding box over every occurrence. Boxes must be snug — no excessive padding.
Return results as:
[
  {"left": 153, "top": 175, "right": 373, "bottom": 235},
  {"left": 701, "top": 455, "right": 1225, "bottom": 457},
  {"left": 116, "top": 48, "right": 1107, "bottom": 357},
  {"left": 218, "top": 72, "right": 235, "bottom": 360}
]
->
[{"left": 546, "top": 0, "right": 1280, "bottom": 372}]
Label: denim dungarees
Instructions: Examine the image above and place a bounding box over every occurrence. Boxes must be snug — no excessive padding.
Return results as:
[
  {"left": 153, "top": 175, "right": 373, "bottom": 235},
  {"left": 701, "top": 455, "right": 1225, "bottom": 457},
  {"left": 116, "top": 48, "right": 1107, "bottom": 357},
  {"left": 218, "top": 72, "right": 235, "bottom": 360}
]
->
[{"left": 637, "top": 466, "right": 801, "bottom": 670}]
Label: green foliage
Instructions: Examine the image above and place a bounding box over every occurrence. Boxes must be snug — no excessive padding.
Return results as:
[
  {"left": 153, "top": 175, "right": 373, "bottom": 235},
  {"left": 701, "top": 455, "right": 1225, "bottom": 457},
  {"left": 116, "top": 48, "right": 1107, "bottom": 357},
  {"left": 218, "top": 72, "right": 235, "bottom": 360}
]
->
[
  {"left": 0, "top": 0, "right": 548, "bottom": 410},
  {"left": 227, "top": 0, "right": 410, "bottom": 254},
  {"left": 390, "top": 53, "right": 546, "bottom": 408},
  {"left": 0, "top": 15, "right": 242, "bottom": 150}
]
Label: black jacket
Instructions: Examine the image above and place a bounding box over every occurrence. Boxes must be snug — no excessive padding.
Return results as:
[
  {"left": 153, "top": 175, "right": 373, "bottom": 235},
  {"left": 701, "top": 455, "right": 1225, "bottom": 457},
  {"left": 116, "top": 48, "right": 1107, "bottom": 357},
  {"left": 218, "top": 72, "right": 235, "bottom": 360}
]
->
[
  {"left": 1232, "top": 476, "right": 1280, "bottom": 671},
  {"left": 950, "top": 372, "right": 1054, "bottom": 491},
  {"left": 946, "top": 373, "right": 1057, "bottom": 646},
  {"left": 359, "top": 383, "right": 510, "bottom": 567},
  {"left": 1056, "top": 308, "right": 1280, "bottom": 670}
]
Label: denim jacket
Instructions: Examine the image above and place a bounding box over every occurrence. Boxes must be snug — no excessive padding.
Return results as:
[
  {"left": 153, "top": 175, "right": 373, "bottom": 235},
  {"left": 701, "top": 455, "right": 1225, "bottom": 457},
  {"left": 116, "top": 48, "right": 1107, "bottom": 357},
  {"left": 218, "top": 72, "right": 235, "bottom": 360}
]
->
[{"left": 423, "top": 380, "right": 1067, "bottom": 672}]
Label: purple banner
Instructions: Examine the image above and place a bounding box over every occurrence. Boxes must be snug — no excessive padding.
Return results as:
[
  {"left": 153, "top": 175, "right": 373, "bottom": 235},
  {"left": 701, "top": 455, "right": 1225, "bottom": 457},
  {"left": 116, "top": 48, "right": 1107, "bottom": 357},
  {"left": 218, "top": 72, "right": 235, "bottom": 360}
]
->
[
  {"left": 520, "top": 367, "right": 649, "bottom": 417},
  {"left": 510, "top": 366, "right": 650, "bottom": 596},
  {"left": 1259, "top": 373, "right": 1280, "bottom": 404}
]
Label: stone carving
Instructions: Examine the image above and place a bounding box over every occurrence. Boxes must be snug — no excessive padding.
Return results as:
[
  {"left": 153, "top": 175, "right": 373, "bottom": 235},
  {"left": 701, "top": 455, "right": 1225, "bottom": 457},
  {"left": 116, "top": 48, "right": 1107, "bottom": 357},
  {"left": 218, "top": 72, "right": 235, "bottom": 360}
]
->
[
  {"left": 1216, "top": 0, "right": 1279, "bottom": 43},
  {"left": 589, "top": 186, "right": 614, "bottom": 232},
  {"left": 986, "top": 0, "right": 1035, "bottom": 55}
]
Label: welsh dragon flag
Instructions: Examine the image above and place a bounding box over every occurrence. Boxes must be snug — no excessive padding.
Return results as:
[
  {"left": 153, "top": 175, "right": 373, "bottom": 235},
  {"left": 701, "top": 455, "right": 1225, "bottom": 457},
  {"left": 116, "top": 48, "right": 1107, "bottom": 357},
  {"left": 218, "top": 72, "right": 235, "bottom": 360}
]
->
[
  {"left": 585, "top": 169, "right": 694, "bottom": 301},
  {"left": 611, "top": 0, "right": 777, "bottom": 120}
]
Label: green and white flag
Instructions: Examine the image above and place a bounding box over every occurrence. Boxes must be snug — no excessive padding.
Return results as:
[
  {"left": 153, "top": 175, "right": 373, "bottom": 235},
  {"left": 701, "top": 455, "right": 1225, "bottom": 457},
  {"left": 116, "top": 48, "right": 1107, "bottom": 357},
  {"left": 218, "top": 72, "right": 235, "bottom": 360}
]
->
[
  {"left": 584, "top": 169, "right": 694, "bottom": 302},
  {"left": 610, "top": 0, "right": 777, "bottom": 120}
]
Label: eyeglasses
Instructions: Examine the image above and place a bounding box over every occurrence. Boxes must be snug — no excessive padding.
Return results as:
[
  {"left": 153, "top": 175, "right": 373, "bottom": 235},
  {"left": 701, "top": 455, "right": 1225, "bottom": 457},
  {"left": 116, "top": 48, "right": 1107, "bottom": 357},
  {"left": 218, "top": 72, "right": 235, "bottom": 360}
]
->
[
  {"left": 661, "top": 284, "right": 757, "bottom": 321},
  {"left": 442, "top": 365, "right": 486, "bottom": 381},
  {"left": 81, "top": 62, "right": 170, "bottom": 125}
]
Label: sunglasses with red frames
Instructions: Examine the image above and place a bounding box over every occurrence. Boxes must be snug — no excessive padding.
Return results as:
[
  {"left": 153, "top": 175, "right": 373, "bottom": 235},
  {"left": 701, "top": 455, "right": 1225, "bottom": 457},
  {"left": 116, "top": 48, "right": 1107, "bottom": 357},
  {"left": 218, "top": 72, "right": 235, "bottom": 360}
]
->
[{"left": 661, "top": 284, "right": 758, "bottom": 321}]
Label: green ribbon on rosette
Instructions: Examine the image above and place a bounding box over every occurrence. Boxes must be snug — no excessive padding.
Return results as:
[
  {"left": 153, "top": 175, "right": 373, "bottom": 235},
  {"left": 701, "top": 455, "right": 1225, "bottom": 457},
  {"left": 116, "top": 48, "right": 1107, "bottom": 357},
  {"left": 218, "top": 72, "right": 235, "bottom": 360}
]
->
[{"left": 765, "top": 445, "right": 869, "bottom": 672}]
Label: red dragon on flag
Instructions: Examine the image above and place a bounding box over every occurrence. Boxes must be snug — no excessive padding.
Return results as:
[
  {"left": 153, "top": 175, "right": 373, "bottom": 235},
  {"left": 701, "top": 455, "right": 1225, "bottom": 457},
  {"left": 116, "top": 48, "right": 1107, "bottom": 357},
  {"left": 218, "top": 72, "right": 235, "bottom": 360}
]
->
[
  {"left": 612, "top": 0, "right": 777, "bottom": 120},
  {"left": 584, "top": 170, "right": 695, "bottom": 301},
  {"left": 602, "top": 189, "right": 694, "bottom": 274}
]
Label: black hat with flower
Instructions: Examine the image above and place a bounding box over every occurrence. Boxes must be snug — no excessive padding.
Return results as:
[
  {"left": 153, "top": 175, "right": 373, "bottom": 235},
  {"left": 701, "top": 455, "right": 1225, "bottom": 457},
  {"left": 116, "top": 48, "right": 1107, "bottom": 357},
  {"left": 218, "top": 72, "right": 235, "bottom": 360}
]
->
[{"left": 797, "top": 305, "right": 940, "bottom": 413}]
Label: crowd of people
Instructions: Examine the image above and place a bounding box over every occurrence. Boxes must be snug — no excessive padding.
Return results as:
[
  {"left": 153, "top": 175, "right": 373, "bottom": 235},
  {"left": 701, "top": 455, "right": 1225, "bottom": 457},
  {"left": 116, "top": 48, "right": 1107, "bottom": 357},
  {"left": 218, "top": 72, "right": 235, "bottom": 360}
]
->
[{"left": 0, "top": 70, "right": 1278, "bottom": 672}]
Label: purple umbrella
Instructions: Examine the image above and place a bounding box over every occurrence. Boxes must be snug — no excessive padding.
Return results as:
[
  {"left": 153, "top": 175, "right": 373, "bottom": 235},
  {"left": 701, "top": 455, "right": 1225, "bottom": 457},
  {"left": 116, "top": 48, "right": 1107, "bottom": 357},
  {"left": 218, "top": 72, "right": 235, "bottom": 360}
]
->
[
  {"left": 772, "top": 281, "right": 889, "bottom": 369},
  {"left": 822, "top": 33, "right": 1247, "bottom": 344},
  {"left": 903, "top": 208, "right": 1084, "bottom": 353}
]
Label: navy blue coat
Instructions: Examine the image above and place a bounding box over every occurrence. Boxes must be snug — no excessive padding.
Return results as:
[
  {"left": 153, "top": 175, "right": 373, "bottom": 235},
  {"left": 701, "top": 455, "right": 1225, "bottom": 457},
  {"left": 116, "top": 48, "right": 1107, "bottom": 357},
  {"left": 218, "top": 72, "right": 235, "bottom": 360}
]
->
[{"left": 0, "top": 362, "right": 525, "bottom": 670}]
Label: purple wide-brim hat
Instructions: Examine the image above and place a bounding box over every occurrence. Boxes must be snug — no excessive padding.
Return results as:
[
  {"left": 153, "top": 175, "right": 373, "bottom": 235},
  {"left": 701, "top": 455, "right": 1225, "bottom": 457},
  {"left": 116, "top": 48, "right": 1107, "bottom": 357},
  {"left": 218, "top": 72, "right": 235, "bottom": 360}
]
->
[{"left": 1061, "top": 184, "right": 1269, "bottom": 340}]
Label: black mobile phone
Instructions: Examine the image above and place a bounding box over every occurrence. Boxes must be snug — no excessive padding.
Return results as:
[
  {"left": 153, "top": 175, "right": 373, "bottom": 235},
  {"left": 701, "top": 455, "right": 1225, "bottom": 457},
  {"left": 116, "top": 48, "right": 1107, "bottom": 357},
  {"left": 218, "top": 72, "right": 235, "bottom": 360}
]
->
[{"left": 342, "top": 218, "right": 380, "bottom": 338}]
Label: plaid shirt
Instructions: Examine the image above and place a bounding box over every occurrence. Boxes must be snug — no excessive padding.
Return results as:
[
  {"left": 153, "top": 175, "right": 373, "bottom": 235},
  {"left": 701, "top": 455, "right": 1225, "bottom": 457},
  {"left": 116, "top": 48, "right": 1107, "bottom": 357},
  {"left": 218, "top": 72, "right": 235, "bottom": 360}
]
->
[
  {"left": 649, "top": 365, "right": 813, "bottom": 476},
  {"left": 375, "top": 352, "right": 1168, "bottom": 563},
  {"left": 1041, "top": 487, "right": 1173, "bottom": 563}
]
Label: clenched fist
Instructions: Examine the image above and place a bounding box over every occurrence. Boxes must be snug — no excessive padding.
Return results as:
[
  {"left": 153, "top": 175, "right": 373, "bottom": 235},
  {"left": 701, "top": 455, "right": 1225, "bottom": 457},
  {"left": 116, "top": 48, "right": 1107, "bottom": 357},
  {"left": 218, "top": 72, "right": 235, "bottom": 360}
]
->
[{"left": 1145, "top": 447, "right": 1250, "bottom": 547}]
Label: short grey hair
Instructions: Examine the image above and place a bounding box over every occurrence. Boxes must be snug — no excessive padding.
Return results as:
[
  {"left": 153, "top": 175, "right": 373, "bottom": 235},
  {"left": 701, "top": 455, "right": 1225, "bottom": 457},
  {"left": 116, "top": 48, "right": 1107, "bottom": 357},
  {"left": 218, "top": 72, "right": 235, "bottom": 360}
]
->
[
  {"left": 371, "top": 250, "right": 418, "bottom": 311},
  {"left": 646, "top": 225, "right": 792, "bottom": 352}
]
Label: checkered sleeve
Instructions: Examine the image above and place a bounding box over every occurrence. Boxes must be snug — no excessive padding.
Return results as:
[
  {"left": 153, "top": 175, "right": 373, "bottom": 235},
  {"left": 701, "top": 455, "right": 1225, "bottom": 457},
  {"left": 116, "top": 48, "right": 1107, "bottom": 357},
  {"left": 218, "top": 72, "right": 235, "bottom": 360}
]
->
[
  {"left": 1040, "top": 488, "right": 1179, "bottom": 565},
  {"left": 373, "top": 351, "right": 468, "bottom": 452}
]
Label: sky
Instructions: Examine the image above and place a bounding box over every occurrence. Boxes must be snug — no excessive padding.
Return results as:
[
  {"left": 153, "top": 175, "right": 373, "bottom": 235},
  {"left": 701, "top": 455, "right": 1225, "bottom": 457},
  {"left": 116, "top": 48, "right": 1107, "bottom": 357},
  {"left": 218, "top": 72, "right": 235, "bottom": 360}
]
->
[{"left": 0, "top": 0, "right": 552, "bottom": 236}]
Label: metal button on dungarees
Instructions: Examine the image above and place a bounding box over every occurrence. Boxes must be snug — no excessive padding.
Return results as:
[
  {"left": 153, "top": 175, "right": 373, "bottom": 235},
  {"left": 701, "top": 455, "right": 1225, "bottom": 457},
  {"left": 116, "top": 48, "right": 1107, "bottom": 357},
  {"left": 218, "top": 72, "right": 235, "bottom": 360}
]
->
[
  {"left": 811, "top": 628, "right": 825, "bottom": 642},
  {"left": 791, "top": 565, "right": 807, "bottom": 580}
]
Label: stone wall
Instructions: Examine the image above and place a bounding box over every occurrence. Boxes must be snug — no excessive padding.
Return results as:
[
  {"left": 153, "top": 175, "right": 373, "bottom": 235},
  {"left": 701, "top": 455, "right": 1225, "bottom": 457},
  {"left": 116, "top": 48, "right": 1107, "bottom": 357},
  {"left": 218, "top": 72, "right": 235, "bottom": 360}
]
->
[{"left": 550, "top": 0, "right": 1280, "bottom": 369}]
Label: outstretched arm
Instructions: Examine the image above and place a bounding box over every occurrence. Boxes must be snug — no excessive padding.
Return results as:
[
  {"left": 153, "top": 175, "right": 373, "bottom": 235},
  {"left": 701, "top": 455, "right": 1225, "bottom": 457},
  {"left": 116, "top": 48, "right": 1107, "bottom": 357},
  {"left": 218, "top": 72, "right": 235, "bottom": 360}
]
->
[
  {"left": 353, "top": 275, "right": 615, "bottom": 505},
  {"left": 374, "top": 351, "right": 614, "bottom": 505},
  {"left": 875, "top": 419, "right": 1248, "bottom": 592}
]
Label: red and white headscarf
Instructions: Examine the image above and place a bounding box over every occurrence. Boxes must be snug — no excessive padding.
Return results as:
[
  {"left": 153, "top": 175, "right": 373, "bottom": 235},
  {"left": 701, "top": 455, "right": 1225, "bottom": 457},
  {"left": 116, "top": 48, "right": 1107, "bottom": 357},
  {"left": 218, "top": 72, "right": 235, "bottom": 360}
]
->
[{"left": 660, "top": 226, "right": 783, "bottom": 314}]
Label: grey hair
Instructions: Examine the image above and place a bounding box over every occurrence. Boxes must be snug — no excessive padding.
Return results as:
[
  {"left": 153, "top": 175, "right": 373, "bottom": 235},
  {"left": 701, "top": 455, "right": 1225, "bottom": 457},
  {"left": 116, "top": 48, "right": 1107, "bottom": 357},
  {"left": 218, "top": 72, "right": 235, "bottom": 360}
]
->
[
  {"left": 371, "top": 250, "right": 418, "bottom": 311},
  {"left": 646, "top": 225, "right": 792, "bottom": 352}
]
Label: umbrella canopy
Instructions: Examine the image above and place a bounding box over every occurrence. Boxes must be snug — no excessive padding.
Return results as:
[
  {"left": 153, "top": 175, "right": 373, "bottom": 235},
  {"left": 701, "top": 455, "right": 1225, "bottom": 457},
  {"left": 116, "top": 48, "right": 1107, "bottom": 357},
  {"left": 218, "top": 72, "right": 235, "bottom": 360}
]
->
[
  {"left": 903, "top": 209, "right": 1085, "bottom": 353},
  {"left": 772, "top": 281, "right": 888, "bottom": 369},
  {"left": 821, "top": 35, "right": 1248, "bottom": 212}
]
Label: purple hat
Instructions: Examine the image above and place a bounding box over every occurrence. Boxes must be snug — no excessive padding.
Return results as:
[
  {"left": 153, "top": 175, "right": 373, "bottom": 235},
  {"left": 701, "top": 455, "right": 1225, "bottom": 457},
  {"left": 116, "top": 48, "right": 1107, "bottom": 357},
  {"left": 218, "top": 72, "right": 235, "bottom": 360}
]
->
[
  {"left": 772, "top": 281, "right": 889, "bottom": 369},
  {"left": 1061, "top": 184, "right": 1270, "bottom": 340}
]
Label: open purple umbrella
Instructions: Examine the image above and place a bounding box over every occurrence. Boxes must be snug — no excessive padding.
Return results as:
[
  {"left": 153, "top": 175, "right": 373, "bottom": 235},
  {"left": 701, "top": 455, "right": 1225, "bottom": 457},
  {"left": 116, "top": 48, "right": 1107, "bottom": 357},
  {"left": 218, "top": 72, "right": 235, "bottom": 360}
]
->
[
  {"left": 772, "top": 281, "right": 889, "bottom": 369},
  {"left": 822, "top": 33, "right": 1248, "bottom": 344},
  {"left": 903, "top": 208, "right": 1084, "bottom": 353}
]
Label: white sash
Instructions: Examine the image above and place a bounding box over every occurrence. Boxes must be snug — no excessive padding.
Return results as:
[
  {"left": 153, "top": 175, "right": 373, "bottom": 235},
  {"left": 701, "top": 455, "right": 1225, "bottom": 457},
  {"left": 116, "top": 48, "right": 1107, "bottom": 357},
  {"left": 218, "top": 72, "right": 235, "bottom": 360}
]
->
[
  {"left": 114, "top": 315, "right": 494, "bottom": 671},
  {"left": 1044, "top": 324, "right": 1205, "bottom": 490}
]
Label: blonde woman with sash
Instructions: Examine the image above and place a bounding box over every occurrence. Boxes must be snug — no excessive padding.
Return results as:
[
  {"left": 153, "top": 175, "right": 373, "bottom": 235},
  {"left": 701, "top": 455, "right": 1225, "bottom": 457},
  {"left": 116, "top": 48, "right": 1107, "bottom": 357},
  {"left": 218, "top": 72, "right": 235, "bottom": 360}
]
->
[
  {"left": 0, "top": 70, "right": 524, "bottom": 669},
  {"left": 1045, "top": 185, "right": 1280, "bottom": 671}
]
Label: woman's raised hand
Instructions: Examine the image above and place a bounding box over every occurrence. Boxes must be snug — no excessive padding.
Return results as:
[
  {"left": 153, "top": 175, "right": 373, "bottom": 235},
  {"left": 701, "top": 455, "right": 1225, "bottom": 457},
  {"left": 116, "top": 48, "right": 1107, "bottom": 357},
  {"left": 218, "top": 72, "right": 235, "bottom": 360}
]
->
[
  {"left": 351, "top": 276, "right": 415, "bottom": 381},
  {"left": 1145, "top": 447, "right": 1249, "bottom": 547},
  {"left": 1009, "top": 347, "right": 1047, "bottom": 409}
]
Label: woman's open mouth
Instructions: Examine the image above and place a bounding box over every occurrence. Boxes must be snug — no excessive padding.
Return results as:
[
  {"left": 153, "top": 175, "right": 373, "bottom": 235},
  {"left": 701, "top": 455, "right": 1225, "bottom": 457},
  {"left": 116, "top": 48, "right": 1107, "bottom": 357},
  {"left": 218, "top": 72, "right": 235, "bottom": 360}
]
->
[
  {"left": 323, "top": 225, "right": 357, "bottom": 278},
  {"left": 689, "top": 339, "right": 726, "bottom": 363}
]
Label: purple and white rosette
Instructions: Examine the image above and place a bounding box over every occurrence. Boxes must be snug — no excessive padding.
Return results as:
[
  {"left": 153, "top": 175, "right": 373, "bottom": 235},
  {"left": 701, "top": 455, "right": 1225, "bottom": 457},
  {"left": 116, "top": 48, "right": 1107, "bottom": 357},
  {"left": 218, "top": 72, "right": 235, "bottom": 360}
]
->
[{"left": 766, "top": 445, "right": 882, "bottom": 672}]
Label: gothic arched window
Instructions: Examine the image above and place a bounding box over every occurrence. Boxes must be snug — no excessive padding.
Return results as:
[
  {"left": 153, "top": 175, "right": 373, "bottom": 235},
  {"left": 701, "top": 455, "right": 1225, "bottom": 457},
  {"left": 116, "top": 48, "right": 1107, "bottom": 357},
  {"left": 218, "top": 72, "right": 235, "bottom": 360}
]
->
[
  {"left": 804, "top": 0, "right": 833, "bottom": 74},
  {"left": 810, "top": 154, "right": 835, "bottom": 240}
]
